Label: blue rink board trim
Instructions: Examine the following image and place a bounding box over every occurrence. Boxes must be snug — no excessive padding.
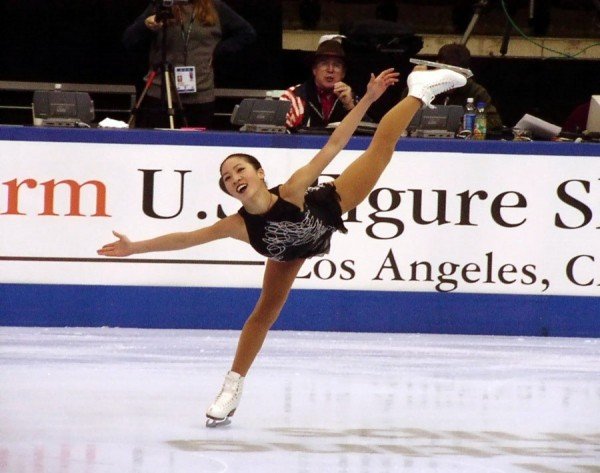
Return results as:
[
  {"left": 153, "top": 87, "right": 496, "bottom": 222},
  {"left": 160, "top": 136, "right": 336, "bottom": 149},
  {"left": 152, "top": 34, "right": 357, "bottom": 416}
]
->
[
  {"left": 1, "top": 284, "right": 598, "bottom": 338},
  {"left": 1, "top": 125, "right": 599, "bottom": 157}
]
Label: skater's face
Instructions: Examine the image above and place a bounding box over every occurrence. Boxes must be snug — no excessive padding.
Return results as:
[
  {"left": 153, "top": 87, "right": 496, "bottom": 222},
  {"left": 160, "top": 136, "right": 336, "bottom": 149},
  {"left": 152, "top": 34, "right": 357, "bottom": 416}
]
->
[
  {"left": 219, "top": 155, "right": 265, "bottom": 200},
  {"left": 313, "top": 57, "right": 346, "bottom": 90}
]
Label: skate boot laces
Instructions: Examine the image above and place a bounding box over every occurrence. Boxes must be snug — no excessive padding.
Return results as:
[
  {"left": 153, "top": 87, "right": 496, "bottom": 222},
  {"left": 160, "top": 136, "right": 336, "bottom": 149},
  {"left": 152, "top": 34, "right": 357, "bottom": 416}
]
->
[{"left": 206, "top": 371, "right": 244, "bottom": 421}]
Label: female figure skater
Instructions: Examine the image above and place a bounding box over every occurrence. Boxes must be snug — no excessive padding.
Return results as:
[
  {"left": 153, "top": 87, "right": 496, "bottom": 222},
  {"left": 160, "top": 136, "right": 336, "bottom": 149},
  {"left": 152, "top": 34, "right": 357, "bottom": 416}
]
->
[{"left": 97, "top": 66, "right": 467, "bottom": 426}]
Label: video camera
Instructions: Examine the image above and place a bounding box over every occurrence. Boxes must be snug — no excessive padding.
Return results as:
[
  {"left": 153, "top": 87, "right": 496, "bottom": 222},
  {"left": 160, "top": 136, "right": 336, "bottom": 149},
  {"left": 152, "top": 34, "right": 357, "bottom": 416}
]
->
[{"left": 154, "top": 0, "right": 190, "bottom": 22}]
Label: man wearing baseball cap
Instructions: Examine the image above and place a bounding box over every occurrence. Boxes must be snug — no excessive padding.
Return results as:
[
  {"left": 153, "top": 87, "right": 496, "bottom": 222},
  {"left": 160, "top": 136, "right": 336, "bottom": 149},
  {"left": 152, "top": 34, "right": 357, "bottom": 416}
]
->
[{"left": 281, "top": 37, "right": 359, "bottom": 130}]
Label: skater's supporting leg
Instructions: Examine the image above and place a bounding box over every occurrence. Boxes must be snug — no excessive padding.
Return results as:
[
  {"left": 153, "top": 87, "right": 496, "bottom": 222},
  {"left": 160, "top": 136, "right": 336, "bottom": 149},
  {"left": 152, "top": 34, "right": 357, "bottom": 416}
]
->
[
  {"left": 231, "top": 258, "right": 306, "bottom": 376},
  {"left": 206, "top": 259, "right": 304, "bottom": 424}
]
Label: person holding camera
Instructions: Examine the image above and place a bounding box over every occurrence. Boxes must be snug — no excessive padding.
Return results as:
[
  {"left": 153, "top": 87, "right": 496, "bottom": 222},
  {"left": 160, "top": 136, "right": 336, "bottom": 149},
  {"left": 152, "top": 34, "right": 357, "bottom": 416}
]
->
[{"left": 123, "top": 0, "right": 256, "bottom": 128}]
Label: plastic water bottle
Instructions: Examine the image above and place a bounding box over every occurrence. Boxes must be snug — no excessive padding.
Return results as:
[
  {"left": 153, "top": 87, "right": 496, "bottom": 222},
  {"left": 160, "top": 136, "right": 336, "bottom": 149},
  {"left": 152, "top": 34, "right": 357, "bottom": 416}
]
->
[
  {"left": 473, "top": 101, "right": 487, "bottom": 140},
  {"left": 462, "top": 97, "right": 476, "bottom": 135}
]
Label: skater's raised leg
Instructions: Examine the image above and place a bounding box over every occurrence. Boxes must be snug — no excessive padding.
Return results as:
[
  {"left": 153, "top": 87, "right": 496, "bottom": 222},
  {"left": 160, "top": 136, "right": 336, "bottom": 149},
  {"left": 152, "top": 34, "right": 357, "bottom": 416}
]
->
[{"left": 334, "top": 67, "right": 466, "bottom": 214}]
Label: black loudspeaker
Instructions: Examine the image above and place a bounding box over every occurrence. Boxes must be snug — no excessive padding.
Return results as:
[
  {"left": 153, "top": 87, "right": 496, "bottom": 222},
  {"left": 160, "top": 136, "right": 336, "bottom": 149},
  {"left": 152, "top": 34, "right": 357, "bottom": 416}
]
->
[
  {"left": 407, "top": 105, "right": 465, "bottom": 138},
  {"left": 32, "top": 90, "right": 95, "bottom": 126},
  {"left": 340, "top": 20, "right": 423, "bottom": 56},
  {"left": 230, "top": 99, "right": 291, "bottom": 133}
]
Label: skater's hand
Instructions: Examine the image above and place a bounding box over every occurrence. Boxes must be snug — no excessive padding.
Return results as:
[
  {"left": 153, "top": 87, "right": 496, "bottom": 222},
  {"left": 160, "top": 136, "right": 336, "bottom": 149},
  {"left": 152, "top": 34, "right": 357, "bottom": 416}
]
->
[
  {"left": 363, "top": 68, "right": 400, "bottom": 102},
  {"left": 97, "top": 231, "right": 134, "bottom": 257},
  {"left": 144, "top": 15, "right": 162, "bottom": 32},
  {"left": 333, "top": 82, "right": 355, "bottom": 110}
]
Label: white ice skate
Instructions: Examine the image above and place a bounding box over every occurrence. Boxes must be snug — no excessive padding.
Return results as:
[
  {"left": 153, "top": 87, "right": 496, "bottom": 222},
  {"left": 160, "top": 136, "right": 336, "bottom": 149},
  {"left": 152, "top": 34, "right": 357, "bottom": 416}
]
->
[
  {"left": 205, "top": 371, "right": 244, "bottom": 428},
  {"left": 406, "top": 67, "right": 468, "bottom": 109}
]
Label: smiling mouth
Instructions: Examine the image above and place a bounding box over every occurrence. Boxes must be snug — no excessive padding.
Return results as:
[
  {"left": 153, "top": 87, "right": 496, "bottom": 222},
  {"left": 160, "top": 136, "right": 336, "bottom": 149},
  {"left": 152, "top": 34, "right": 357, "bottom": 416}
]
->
[{"left": 236, "top": 184, "right": 248, "bottom": 193}]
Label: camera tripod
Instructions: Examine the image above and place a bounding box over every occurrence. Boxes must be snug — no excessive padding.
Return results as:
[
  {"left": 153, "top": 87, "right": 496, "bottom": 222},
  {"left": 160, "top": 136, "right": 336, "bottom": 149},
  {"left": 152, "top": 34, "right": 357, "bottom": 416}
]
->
[
  {"left": 459, "top": 0, "right": 528, "bottom": 56},
  {"left": 128, "top": 14, "right": 188, "bottom": 129}
]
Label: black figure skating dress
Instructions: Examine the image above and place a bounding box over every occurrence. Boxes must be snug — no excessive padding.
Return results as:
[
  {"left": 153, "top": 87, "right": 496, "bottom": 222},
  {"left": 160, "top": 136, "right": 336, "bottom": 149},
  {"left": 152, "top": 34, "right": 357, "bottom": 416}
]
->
[{"left": 238, "top": 183, "right": 348, "bottom": 261}]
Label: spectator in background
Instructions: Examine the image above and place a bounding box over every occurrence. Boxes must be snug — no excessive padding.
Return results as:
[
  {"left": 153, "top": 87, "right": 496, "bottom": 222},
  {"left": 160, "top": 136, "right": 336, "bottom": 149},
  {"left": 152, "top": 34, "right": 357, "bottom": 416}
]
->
[
  {"left": 403, "top": 43, "right": 503, "bottom": 130},
  {"left": 280, "top": 37, "right": 360, "bottom": 130},
  {"left": 562, "top": 100, "right": 590, "bottom": 134},
  {"left": 123, "top": 0, "right": 255, "bottom": 129}
]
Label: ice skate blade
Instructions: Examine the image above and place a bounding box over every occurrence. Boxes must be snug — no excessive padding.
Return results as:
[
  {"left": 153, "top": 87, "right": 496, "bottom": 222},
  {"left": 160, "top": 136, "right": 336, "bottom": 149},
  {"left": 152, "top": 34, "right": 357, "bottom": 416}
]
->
[
  {"left": 206, "top": 417, "right": 232, "bottom": 428},
  {"left": 409, "top": 59, "right": 473, "bottom": 78}
]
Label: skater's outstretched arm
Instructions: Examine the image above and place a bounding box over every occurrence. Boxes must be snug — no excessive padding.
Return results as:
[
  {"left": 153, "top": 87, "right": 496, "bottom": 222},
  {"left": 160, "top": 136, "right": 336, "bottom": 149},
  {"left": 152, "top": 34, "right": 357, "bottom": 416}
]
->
[
  {"left": 96, "top": 214, "right": 248, "bottom": 257},
  {"left": 279, "top": 68, "right": 399, "bottom": 205}
]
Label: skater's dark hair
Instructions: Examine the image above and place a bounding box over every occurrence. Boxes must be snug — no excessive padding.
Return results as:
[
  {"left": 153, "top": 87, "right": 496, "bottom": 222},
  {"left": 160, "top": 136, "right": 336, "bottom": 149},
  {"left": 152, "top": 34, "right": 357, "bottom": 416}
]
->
[{"left": 219, "top": 153, "right": 264, "bottom": 195}]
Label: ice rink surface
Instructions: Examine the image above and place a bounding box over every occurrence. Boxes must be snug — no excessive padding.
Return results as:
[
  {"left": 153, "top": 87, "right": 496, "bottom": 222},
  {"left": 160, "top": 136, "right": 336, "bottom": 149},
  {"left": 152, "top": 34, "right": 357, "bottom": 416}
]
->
[{"left": 0, "top": 327, "right": 598, "bottom": 473}]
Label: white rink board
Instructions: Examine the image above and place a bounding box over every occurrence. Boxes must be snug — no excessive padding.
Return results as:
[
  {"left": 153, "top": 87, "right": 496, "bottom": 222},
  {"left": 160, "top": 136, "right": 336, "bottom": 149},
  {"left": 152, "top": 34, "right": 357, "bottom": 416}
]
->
[{"left": 1, "top": 138, "right": 600, "bottom": 297}]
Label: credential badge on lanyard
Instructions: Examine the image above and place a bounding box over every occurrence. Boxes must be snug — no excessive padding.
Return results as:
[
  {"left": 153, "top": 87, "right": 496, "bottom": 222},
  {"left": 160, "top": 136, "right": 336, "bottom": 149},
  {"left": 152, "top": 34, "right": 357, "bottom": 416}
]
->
[
  {"left": 175, "top": 15, "right": 196, "bottom": 93},
  {"left": 175, "top": 66, "right": 196, "bottom": 93}
]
